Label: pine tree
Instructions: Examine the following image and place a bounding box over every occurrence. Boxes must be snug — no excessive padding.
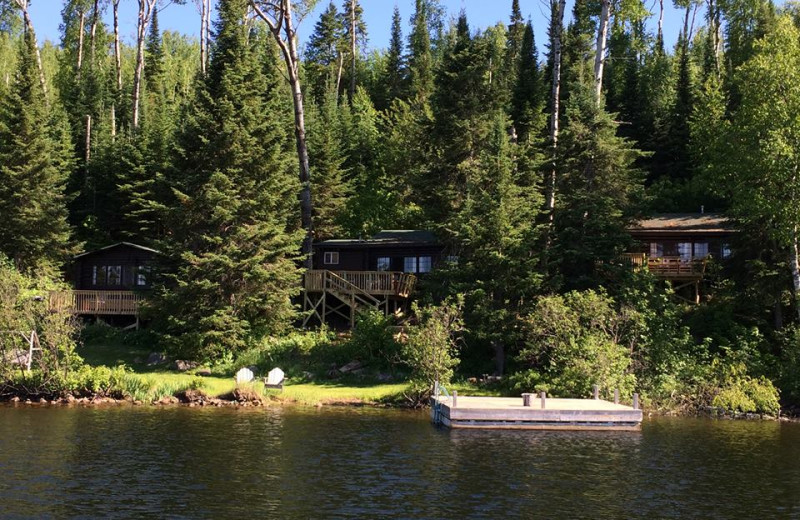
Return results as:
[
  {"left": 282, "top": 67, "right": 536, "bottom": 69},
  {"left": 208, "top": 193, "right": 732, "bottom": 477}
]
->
[
  {"left": 511, "top": 21, "right": 542, "bottom": 141},
  {"left": 507, "top": 0, "right": 525, "bottom": 65},
  {"left": 307, "top": 86, "right": 350, "bottom": 240},
  {"left": 383, "top": 6, "right": 406, "bottom": 104},
  {"left": 0, "top": 28, "right": 76, "bottom": 273},
  {"left": 304, "top": 1, "right": 344, "bottom": 104},
  {"left": 340, "top": 0, "right": 367, "bottom": 100},
  {"left": 154, "top": 0, "right": 303, "bottom": 360},
  {"left": 408, "top": 0, "right": 434, "bottom": 100}
]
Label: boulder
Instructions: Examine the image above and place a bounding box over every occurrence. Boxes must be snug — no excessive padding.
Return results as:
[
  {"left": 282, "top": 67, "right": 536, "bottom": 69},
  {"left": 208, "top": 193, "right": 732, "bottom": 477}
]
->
[
  {"left": 338, "top": 360, "right": 363, "bottom": 374},
  {"left": 195, "top": 368, "right": 212, "bottom": 377},
  {"left": 172, "top": 360, "right": 198, "bottom": 372},
  {"left": 146, "top": 352, "right": 167, "bottom": 366}
]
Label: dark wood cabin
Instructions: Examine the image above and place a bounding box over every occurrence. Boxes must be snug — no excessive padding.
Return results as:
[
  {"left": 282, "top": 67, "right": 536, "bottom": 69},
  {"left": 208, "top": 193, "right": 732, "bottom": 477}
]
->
[
  {"left": 623, "top": 213, "right": 737, "bottom": 303},
  {"left": 627, "top": 213, "right": 735, "bottom": 262},
  {"left": 50, "top": 242, "right": 160, "bottom": 322},
  {"left": 304, "top": 230, "right": 445, "bottom": 328},
  {"left": 72, "top": 242, "right": 159, "bottom": 290},
  {"left": 312, "top": 230, "right": 445, "bottom": 274}
]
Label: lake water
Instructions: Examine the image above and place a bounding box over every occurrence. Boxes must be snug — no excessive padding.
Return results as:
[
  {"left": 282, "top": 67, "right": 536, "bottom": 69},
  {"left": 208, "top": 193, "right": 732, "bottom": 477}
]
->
[{"left": 1, "top": 405, "right": 799, "bottom": 519}]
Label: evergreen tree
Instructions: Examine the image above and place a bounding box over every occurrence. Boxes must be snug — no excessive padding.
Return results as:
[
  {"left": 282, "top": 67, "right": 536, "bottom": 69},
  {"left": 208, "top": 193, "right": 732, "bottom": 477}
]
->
[
  {"left": 552, "top": 82, "right": 644, "bottom": 288},
  {"left": 383, "top": 6, "right": 406, "bottom": 105},
  {"left": 0, "top": 29, "right": 76, "bottom": 273},
  {"left": 408, "top": 0, "right": 434, "bottom": 100},
  {"left": 304, "top": 1, "right": 343, "bottom": 104},
  {"left": 511, "top": 21, "right": 542, "bottom": 141},
  {"left": 307, "top": 86, "right": 350, "bottom": 240},
  {"left": 340, "top": 0, "right": 367, "bottom": 99},
  {"left": 154, "top": 0, "right": 302, "bottom": 360}
]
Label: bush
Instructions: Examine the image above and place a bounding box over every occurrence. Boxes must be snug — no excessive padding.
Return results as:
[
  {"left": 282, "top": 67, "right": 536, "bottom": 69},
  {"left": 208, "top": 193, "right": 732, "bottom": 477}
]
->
[
  {"left": 402, "top": 298, "right": 464, "bottom": 398},
  {"left": 516, "top": 290, "right": 636, "bottom": 398},
  {"left": 710, "top": 361, "right": 780, "bottom": 415},
  {"left": 346, "top": 310, "right": 402, "bottom": 367}
]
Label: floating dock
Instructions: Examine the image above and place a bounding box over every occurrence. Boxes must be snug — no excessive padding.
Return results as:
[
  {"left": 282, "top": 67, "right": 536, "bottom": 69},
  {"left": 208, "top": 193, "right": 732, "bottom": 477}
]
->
[{"left": 431, "top": 392, "right": 643, "bottom": 431}]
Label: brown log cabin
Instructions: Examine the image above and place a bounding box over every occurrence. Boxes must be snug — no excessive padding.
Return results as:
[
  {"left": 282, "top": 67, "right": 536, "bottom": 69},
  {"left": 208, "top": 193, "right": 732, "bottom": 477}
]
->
[
  {"left": 304, "top": 230, "right": 445, "bottom": 327},
  {"left": 49, "top": 242, "right": 159, "bottom": 325},
  {"left": 624, "top": 213, "right": 736, "bottom": 303}
]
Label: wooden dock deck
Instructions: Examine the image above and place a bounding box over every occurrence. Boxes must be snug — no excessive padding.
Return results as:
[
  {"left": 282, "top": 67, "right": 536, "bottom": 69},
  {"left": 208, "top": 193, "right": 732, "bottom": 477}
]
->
[{"left": 431, "top": 395, "right": 643, "bottom": 431}]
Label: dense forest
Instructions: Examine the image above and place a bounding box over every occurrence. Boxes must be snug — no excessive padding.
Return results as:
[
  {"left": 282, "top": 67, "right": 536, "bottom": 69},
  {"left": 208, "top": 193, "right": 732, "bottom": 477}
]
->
[{"left": 2, "top": 0, "right": 800, "bottom": 412}]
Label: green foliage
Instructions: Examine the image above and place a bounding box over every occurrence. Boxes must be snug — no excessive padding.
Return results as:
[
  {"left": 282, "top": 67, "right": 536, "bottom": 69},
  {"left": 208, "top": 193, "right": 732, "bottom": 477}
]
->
[
  {"left": 152, "top": 0, "right": 303, "bottom": 361},
  {"left": 0, "top": 29, "right": 76, "bottom": 274},
  {"left": 517, "top": 290, "right": 637, "bottom": 398},
  {"left": 347, "top": 310, "right": 401, "bottom": 365},
  {"left": 710, "top": 361, "right": 780, "bottom": 415},
  {"left": 402, "top": 298, "right": 463, "bottom": 393}
]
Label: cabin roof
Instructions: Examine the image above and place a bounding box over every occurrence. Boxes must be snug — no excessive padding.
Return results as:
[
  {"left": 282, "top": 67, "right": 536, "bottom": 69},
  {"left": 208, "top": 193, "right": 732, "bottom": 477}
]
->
[
  {"left": 74, "top": 242, "right": 161, "bottom": 259},
  {"left": 315, "top": 230, "right": 440, "bottom": 248},
  {"left": 628, "top": 213, "right": 736, "bottom": 235}
]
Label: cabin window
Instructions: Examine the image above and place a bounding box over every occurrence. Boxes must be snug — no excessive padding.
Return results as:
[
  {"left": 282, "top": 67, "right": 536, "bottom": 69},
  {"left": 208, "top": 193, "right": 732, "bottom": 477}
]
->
[
  {"left": 649, "top": 242, "right": 663, "bottom": 258},
  {"left": 418, "top": 256, "right": 432, "bottom": 273},
  {"left": 445, "top": 255, "right": 459, "bottom": 265},
  {"left": 694, "top": 242, "right": 709, "bottom": 259},
  {"left": 404, "top": 257, "right": 417, "bottom": 273},
  {"left": 678, "top": 242, "right": 692, "bottom": 262},
  {"left": 722, "top": 243, "right": 732, "bottom": 259},
  {"left": 376, "top": 257, "right": 391, "bottom": 271},
  {"left": 106, "top": 266, "right": 122, "bottom": 286},
  {"left": 136, "top": 266, "right": 150, "bottom": 286},
  {"left": 324, "top": 252, "right": 339, "bottom": 265},
  {"left": 92, "top": 265, "right": 102, "bottom": 285}
]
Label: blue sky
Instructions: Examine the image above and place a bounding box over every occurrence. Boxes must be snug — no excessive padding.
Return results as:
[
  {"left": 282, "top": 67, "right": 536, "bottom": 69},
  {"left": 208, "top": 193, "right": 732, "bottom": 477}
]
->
[{"left": 28, "top": 0, "right": 687, "bottom": 53}]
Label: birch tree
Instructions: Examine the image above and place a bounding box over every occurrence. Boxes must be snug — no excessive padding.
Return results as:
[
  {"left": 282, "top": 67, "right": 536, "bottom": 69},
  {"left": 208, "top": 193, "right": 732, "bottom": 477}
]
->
[
  {"left": 250, "top": 0, "right": 316, "bottom": 266},
  {"left": 727, "top": 16, "right": 800, "bottom": 320}
]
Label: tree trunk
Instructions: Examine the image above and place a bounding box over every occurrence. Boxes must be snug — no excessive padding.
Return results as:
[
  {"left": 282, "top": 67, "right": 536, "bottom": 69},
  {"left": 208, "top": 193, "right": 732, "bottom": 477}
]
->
[
  {"left": 657, "top": 0, "right": 664, "bottom": 51},
  {"left": 113, "top": 0, "right": 123, "bottom": 93},
  {"left": 198, "top": 0, "right": 207, "bottom": 75},
  {"left": 76, "top": 9, "right": 85, "bottom": 78},
  {"left": 90, "top": 0, "right": 98, "bottom": 65},
  {"left": 15, "top": 0, "right": 47, "bottom": 97},
  {"left": 205, "top": 0, "right": 211, "bottom": 71},
  {"left": 593, "top": 0, "right": 610, "bottom": 106},
  {"left": 791, "top": 226, "right": 800, "bottom": 322},
  {"left": 349, "top": 0, "right": 356, "bottom": 100},
  {"left": 111, "top": 103, "right": 116, "bottom": 138},
  {"left": 251, "top": 0, "right": 315, "bottom": 265},
  {"left": 546, "top": 0, "right": 566, "bottom": 230},
  {"left": 132, "top": 0, "right": 156, "bottom": 130},
  {"left": 85, "top": 114, "right": 92, "bottom": 162}
]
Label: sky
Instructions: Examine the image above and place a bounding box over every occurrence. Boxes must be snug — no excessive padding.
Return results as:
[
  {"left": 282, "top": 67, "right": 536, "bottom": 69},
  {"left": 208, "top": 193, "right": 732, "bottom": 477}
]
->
[{"left": 27, "top": 0, "right": 687, "bottom": 54}]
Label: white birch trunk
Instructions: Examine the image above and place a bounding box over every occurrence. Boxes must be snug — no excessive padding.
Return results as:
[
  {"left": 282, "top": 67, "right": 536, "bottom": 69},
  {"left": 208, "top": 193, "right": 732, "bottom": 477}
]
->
[
  {"left": 349, "top": 0, "right": 356, "bottom": 99},
  {"left": 113, "top": 0, "right": 123, "bottom": 92},
  {"left": 76, "top": 10, "right": 85, "bottom": 78},
  {"left": 593, "top": 0, "right": 611, "bottom": 106},
  {"left": 546, "top": 0, "right": 566, "bottom": 222},
  {"left": 792, "top": 226, "right": 800, "bottom": 321},
  {"left": 15, "top": 0, "right": 47, "bottom": 97}
]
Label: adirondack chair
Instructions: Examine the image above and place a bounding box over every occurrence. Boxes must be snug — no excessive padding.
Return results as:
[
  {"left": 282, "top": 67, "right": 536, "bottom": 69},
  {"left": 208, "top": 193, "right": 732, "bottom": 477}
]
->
[{"left": 264, "top": 367, "right": 285, "bottom": 390}]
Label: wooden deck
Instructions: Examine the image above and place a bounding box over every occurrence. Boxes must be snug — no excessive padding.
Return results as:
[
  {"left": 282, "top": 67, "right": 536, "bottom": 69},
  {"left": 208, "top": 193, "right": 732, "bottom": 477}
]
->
[
  {"left": 48, "top": 290, "right": 143, "bottom": 316},
  {"left": 621, "top": 253, "right": 706, "bottom": 280},
  {"left": 303, "top": 270, "right": 416, "bottom": 328},
  {"left": 432, "top": 395, "right": 643, "bottom": 431}
]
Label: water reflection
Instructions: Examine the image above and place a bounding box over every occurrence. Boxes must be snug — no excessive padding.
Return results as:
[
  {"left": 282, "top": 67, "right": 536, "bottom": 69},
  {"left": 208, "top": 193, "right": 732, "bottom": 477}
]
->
[{"left": 1, "top": 407, "right": 799, "bottom": 519}]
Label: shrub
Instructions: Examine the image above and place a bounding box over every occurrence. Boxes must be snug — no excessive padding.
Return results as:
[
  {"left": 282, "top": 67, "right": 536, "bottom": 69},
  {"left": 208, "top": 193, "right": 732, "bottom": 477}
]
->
[
  {"left": 402, "top": 298, "right": 464, "bottom": 397},
  {"left": 517, "top": 290, "right": 637, "bottom": 398},
  {"left": 345, "top": 310, "right": 402, "bottom": 367}
]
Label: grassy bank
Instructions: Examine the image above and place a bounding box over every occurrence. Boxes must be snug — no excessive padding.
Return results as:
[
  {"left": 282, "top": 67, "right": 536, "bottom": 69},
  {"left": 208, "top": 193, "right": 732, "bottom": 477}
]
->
[{"left": 72, "top": 342, "right": 494, "bottom": 407}]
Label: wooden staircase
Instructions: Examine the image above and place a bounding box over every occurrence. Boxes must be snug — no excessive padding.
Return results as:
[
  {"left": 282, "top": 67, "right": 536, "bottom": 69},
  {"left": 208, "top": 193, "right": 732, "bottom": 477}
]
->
[{"left": 302, "top": 270, "right": 416, "bottom": 328}]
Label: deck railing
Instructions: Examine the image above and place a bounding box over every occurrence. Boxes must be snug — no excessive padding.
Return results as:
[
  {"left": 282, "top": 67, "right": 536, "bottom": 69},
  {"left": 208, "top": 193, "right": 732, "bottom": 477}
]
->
[
  {"left": 49, "top": 290, "right": 144, "bottom": 316},
  {"left": 304, "top": 270, "right": 416, "bottom": 298},
  {"left": 620, "top": 253, "right": 706, "bottom": 279}
]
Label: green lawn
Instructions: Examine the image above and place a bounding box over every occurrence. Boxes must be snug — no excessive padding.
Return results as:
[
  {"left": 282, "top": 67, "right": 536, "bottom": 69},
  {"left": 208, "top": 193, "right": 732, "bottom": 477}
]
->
[{"left": 77, "top": 342, "right": 498, "bottom": 405}]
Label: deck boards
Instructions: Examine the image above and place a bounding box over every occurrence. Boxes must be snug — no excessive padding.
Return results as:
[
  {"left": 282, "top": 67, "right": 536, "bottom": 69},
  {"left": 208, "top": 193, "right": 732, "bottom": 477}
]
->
[{"left": 432, "top": 396, "right": 643, "bottom": 431}]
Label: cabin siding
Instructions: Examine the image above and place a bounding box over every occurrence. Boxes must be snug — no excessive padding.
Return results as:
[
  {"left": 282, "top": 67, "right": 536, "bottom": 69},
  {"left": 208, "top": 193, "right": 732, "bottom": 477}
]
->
[
  {"left": 312, "top": 244, "right": 444, "bottom": 272},
  {"left": 75, "top": 245, "right": 157, "bottom": 290}
]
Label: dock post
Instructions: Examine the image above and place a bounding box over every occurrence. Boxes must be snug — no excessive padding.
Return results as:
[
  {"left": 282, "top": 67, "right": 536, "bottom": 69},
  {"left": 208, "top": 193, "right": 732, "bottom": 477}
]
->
[
  {"left": 593, "top": 385, "right": 599, "bottom": 400},
  {"left": 434, "top": 381, "right": 439, "bottom": 399},
  {"left": 522, "top": 393, "right": 532, "bottom": 407},
  {"left": 633, "top": 393, "right": 639, "bottom": 410},
  {"left": 614, "top": 389, "right": 619, "bottom": 404},
  {"left": 540, "top": 391, "right": 546, "bottom": 409},
  {"left": 452, "top": 390, "right": 458, "bottom": 408}
]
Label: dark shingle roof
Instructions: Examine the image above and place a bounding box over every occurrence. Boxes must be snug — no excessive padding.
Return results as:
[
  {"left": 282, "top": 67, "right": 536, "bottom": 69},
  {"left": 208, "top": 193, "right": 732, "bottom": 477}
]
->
[
  {"left": 315, "top": 230, "right": 439, "bottom": 247},
  {"left": 74, "top": 242, "right": 161, "bottom": 259},
  {"left": 629, "top": 213, "right": 736, "bottom": 234}
]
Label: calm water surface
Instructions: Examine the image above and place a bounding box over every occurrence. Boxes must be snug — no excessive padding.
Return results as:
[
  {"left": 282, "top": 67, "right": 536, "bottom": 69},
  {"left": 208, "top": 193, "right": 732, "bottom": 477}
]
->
[{"left": 1, "top": 405, "right": 799, "bottom": 519}]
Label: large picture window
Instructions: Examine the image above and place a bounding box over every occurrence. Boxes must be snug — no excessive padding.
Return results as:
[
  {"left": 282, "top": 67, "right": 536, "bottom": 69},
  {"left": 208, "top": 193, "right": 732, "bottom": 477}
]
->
[
  {"left": 678, "top": 242, "right": 692, "bottom": 262},
  {"left": 694, "top": 242, "right": 709, "bottom": 259},
  {"left": 649, "top": 242, "right": 664, "bottom": 258},
  {"left": 404, "top": 257, "right": 417, "bottom": 273}
]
